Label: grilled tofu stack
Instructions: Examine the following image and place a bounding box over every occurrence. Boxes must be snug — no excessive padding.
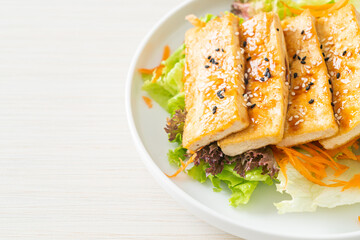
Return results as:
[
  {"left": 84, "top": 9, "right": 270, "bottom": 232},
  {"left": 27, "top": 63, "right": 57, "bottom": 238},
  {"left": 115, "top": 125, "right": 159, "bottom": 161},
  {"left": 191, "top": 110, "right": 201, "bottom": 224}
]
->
[
  {"left": 182, "top": 14, "right": 250, "bottom": 152},
  {"left": 218, "top": 12, "right": 290, "bottom": 156},
  {"left": 316, "top": 4, "right": 360, "bottom": 149},
  {"left": 278, "top": 10, "right": 338, "bottom": 147}
]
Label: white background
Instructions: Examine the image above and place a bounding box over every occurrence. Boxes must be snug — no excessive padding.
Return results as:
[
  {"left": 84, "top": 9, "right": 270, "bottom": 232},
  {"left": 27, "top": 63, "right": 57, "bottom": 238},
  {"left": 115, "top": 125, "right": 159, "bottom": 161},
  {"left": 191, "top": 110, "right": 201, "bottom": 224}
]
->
[{"left": 0, "top": 0, "right": 242, "bottom": 239}]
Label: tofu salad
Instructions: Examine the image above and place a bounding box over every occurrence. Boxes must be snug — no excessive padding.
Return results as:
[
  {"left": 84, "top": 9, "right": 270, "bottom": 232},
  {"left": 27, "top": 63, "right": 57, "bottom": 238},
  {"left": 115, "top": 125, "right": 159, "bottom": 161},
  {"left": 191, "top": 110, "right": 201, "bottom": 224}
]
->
[{"left": 138, "top": 0, "right": 360, "bottom": 214}]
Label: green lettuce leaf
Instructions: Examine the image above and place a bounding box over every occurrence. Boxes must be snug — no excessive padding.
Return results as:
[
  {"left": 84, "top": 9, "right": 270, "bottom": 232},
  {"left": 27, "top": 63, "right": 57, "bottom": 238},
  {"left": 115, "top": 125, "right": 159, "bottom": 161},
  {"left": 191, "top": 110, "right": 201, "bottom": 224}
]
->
[
  {"left": 142, "top": 44, "right": 185, "bottom": 113},
  {"left": 167, "top": 146, "right": 187, "bottom": 167},
  {"left": 168, "top": 92, "right": 185, "bottom": 115},
  {"left": 188, "top": 163, "right": 273, "bottom": 206}
]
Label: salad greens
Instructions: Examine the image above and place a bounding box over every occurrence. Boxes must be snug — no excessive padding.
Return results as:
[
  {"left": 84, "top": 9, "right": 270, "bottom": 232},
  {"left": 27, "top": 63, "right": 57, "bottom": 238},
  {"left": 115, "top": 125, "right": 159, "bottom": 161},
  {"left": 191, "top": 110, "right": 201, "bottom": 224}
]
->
[{"left": 141, "top": 0, "right": 360, "bottom": 209}]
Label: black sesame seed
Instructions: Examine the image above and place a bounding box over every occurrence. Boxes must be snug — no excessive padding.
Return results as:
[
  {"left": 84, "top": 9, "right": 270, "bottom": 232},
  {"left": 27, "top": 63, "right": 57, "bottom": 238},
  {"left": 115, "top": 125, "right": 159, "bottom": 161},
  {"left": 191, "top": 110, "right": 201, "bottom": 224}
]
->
[
  {"left": 208, "top": 56, "right": 211, "bottom": 60},
  {"left": 320, "top": 45, "right": 323, "bottom": 49},
  {"left": 322, "top": 52, "right": 325, "bottom": 57},
  {"left": 250, "top": 103, "right": 256, "bottom": 109},
  {"left": 337, "top": 73, "right": 340, "bottom": 78},
  {"left": 217, "top": 89, "right": 225, "bottom": 99},
  {"left": 297, "top": 56, "right": 301, "bottom": 60},
  {"left": 328, "top": 79, "right": 332, "bottom": 84},
  {"left": 215, "top": 48, "right": 220, "bottom": 52},
  {"left": 243, "top": 41, "right": 247, "bottom": 48},
  {"left": 301, "top": 30, "right": 305, "bottom": 35},
  {"left": 277, "top": 28, "right": 279, "bottom": 31},
  {"left": 330, "top": 88, "right": 333, "bottom": 93},
  {"left": 309, "top": 82, "right": 314, "bottom": 86},
  {"left": 343, "top": 50, "right": 347, "bottom": 56},
  {"left": 301, "top": 60, "right": 306, "bottom": 64},
  {"left": 294, "top": 73, "right": 298, "bottom": 78},
  {"left": 205, "top": 65, "right": 210, "bottom": 68},
  {"left": 331, "top": 102, "right": 335, "bottom": 107},
  {"left": 215, "top": 62, "right": 219, "bottom": 65},
  {"left": 308, "top": 99, "right": 314, "bottom": 104},
  {"left": 260, "top": 77, "right": 265, "bottom": 82},
  {"left": 306, "top": 85, "right": 310, "bottom": 91},
  {"left": 302, "top": 56, "right": 307, "bottom": 61},
  {"left": 293, "top": 54, "right": 297, "bottom": 59},
  {"left": 324, "top": 57, "right": 329, "bottom": 61},
  {"left": 265, "top": 57, "right": 269, "bottom": 62},
  {"left": 244, "top": 78, "right": 249, "bottom": 85},
  {"left": 246, "top": 56, "right": 252, "bottom": 61},
  {"left": 222, "top": 48, "right": 225, "bottom": 52},
  {"left": 265, "top": 67, "right": 270, "bottom": 72},
  {"left": 212, "top": 106, "right": 217, "bottom": 114},
  {"left": 210, "top": 58, "right": 215, "bottom": 64}
]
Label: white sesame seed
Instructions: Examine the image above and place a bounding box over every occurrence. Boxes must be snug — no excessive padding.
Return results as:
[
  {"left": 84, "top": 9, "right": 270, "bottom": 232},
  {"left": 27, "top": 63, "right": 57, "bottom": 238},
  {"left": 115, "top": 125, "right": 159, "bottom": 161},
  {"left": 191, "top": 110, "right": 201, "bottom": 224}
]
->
[
  {"left": 254, "top": 87, "right": 259, "bottom": 92},
  {"left": 244, "top": 73, "right": 248, "bottom": 78},
  {"left": 254, "top": 93, "right": 258, "bottom": 97},
  {"left": 294, "top": 86, "right": 300, "bottom": 90},
  {"left": 336, "top": 91, "right": 340, "bottom": 96},
  {"left": 288, "top": 101, "right": 292, "bottom": 105},
  {"left": 235, "top": 32, "right": 239, "bottom": 36},
  {"left": 294, "top": 115, "right": 299, "bottom": 119},
  {"left": 291, "top": 92, "right": 295, "bottom": 96},
  {"left": 328, "top": 37, "right": 333, "bottom": 41},
  {"left": 301, "top": 77, "right": 307, "bottom": 81},
  {"left": 356, "top": 83, "right": 359, "bottom": 88},
  {"left": 288, "top": 116, "right": 293, "bottom": 121},
  {"left": 335, "top": 113, "right": 339, "bottom": 118},
  {"left": 295, "top": 120, "right": 301, "bottom": 126},
  {"left": 337, "top": 108, "right": 341, "bottom": 114},
  {"left": 343, "top": 89, "right": 348, "bottom": 93},
  {"left": 302, "top": 83, "right": 306, "bottom": 88}
]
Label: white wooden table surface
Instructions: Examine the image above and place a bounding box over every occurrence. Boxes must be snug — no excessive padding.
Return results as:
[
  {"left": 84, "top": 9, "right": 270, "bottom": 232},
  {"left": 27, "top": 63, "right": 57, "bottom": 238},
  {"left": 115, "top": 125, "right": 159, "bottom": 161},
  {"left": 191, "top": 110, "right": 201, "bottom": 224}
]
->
[{"left": 0, "top": 0, "right": 243, "bottom": 239}]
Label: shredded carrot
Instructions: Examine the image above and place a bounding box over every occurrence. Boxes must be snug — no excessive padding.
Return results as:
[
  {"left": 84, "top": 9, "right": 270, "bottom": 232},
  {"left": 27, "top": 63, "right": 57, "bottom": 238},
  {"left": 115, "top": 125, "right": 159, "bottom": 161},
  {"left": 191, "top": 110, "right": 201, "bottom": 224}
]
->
[
  {"left": 165, "top": 153, "right": 196, "bottom": 178},
  {"left": 301, "top": 3, "right": 334, "bottom": 10},
  {"left": 281, "top": 0, "right": 349, "bottom": 18},
  {"left": 185, "top": 14, "right": 206, "bottom": 28},
  {"left": 275, "top": 144, "right": 350, "bottom": 187},
  {"left": 151, "top": 45, "right": 171, "bottom": 83},
  {"left": 138, "top": 67, "right": 156, "bottom": 75},
  {"left": 142, "top": 96, "right": 152, "bottom": 109},
  {"left": 341, "top": 174, "right": 360, "bottom": 191},
  {"left": 138, "top": 45, "right": 171, "bottom": 83}
]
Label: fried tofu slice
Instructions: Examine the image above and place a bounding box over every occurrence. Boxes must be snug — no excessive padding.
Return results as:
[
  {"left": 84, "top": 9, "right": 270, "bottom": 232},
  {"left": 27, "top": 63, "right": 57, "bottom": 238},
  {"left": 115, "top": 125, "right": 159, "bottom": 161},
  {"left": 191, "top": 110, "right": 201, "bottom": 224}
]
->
[
  {"left": 277, "top": 10, "right": 338, "bottom": 147},
  {"left": 218, "top": 12, "right": 290, "bottom": 156},
  {"left": 182, "top": 14, "right": 249, "bottom": 152},
  {"left": 316, "top": 4, "right": 360, "bottom": 149}
]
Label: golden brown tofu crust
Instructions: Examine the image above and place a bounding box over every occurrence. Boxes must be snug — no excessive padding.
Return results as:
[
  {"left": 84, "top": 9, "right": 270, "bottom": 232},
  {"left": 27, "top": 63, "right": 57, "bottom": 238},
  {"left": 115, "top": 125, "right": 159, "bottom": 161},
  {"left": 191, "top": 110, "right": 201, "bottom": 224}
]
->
[
  {"left": 278, "top": 10, "right": 338, "bottom": 147},
  {"left": 316, "top": 4, "right": 360, "bottom": 149},
  {"left": 218, "top": 12, "right": 289, "bottom": 156},
  {"left": 182, "top": 14, "right": 249, "bottom": 152}
]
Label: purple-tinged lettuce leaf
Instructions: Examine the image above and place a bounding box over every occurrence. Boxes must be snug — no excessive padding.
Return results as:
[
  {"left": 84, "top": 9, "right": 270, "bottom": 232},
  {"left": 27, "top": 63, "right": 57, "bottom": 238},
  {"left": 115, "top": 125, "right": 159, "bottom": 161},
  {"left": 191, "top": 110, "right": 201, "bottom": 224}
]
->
[
  {"left": 234, "top": 147, "right": 279, "bottom": 178},
  {"left": 164, "top": 109, "right": 186, "bottom": 144},
  {"left": 193, "top": 143, "right": 233, "bottom": 176}
]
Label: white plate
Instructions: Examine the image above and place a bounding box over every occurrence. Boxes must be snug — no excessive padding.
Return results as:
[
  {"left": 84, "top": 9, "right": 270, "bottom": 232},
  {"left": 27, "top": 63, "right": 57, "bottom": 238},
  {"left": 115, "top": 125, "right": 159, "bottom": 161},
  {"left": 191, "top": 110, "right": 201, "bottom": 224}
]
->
[{"left": 126, "top": 0, "right": 360, "bottom": 239}]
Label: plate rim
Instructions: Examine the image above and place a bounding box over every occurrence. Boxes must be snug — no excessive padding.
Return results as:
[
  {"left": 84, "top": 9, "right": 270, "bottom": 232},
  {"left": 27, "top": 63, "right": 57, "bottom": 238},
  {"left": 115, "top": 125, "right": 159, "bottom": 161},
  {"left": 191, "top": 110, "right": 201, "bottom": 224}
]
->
[{"left": 125, "top": 0, "right": 360, "bottom": 239}]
